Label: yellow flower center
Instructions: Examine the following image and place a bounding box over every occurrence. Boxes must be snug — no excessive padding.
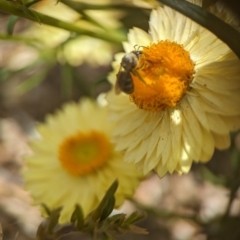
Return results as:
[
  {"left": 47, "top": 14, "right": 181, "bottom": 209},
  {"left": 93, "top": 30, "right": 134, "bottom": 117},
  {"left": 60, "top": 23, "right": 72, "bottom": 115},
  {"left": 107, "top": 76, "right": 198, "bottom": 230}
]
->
[
  {"left": 130, "top": 40, "right": 195, "bottom": 112},
  {"left": 58, "top": 131, "right": 111, "bottom": 176}
]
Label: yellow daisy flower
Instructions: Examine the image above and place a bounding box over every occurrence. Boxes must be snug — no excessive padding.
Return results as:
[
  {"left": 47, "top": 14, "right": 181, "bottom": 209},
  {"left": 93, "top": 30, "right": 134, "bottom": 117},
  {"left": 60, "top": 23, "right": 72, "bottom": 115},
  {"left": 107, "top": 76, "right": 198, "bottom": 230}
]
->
[
  {"left": 22, "top": 99, "right": 142, "bottom": 223},
  {"left": 106, "top": 1, "right": 240, "bottom": 177}
]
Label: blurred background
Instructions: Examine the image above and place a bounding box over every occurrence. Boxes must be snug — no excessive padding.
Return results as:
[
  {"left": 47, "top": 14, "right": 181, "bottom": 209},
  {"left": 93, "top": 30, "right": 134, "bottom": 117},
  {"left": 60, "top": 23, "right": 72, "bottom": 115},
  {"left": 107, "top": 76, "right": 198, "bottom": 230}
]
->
[{"left": 0, "top": 0, "right": 240, "bottom": 239}]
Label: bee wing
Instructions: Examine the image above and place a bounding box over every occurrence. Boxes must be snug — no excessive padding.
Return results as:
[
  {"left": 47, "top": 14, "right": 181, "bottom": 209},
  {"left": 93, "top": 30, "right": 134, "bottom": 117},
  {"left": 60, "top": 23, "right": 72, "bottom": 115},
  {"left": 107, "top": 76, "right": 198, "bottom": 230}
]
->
[
  {"left": 115, "top": 66, "right": 123, "bottom": 94},
  {"left": 115, "top": 80, "right": 122, "bottom": 94}
]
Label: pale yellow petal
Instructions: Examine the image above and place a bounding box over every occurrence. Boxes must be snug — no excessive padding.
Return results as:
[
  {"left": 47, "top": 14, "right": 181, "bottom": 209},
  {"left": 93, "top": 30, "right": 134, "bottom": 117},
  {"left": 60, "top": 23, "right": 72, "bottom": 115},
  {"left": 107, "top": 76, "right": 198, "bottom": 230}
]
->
[
  {"left": 143, "top": 149, "right": 159, "bottom": 174},
  {"left": 178, "top": 148, "right": 192, "bottom": 173},
  {"left": 154, "top": 162, "right": 168, "bottom": 178},
  {"left": 22, "top": 99, "right": 142, "bottom": 224},
  {"left": 181, "top": 98, "right": 203, "bottom": 147},
  {"left": 156, "top": 115, "right": 169, "bottom": 158},
  {"left": 186, "top": 94, "right": 209, "bottom": 131},
  {"left": 124, "top": 27, "right": 152, "bottom": 52},
  {"left": 205, "top": 113, "right": 230, "bottom": 135},
  {"left": 213, "top": 134, "right": 231, "bottom": 150},
  {"left": 221, "top": 115, "right": 240, "bottom": 131},
  {"left": 169, "top": 108, "right": 183, "bottom": 167},
  {"left": 199, "top": 126, "right": 215, "bottom": 162}
]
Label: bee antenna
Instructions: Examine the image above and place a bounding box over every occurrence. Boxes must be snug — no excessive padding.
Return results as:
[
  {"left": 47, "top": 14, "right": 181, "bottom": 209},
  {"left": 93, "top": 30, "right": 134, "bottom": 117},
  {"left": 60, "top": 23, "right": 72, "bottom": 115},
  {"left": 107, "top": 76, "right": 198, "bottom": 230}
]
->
[
  {"left": 133, "top": 45, "right": 147, "bottom": 51},
  {"left": 133, "top": 44, "right": 139, "bottom": 50}
]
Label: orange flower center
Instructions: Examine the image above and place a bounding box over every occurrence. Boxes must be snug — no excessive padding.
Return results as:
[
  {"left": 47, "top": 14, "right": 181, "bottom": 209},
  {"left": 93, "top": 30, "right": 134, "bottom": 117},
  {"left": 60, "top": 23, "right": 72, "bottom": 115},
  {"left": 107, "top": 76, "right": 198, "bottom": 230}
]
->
[
  {"left": 130, "top": 40, "right": 195, "bottom": 112},
  {"left": 58, "top": 131, "right": 111, "bottom": 176}
]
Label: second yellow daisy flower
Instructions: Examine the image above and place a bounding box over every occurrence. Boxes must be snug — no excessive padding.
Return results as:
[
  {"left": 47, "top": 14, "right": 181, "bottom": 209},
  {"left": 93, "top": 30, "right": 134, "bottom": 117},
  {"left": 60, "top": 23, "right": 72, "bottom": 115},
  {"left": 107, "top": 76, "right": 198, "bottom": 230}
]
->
[{"left": 107, "top": 0, "right": 240, "bottom": 177}]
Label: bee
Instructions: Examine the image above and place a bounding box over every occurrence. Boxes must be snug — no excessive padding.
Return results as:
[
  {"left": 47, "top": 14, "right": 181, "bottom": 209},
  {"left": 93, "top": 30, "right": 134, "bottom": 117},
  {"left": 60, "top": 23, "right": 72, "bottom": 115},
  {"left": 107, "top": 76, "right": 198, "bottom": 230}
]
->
[{"left": 115, "top": 50, "right": 145, "bottom": 94}]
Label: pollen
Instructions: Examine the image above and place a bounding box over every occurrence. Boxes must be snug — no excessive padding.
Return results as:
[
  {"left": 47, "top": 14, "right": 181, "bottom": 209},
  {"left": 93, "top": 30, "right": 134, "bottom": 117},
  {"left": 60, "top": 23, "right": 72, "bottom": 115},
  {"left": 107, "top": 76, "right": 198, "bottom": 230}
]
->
[
  {"left": 58, "top": 131, "right": 111, "bottom": 176},
  {"left": 130, "top": 40, "right": 195, "bottom": 112}
]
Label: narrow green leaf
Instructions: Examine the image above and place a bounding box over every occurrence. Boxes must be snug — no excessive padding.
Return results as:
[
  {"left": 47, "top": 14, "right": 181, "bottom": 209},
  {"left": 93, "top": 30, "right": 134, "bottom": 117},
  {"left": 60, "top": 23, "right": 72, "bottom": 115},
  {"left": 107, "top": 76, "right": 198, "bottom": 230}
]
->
[
  {"left": 70, "top": 204, "right": 84, "bottom": 230},
  {"left": 19, "top": 5, "right": 40, "bottom": 23},
  {"left": 91, "top": 180, "right": 118, "bottom": 221},
  {"left": 108, "top": 213, "right": 126, "bottom": 225},
  {"left": 0, "top": 33, "right": 42, "bottom": 46},
  {"left": 128, "top": 225, "right": 148, "bottom": 235},
  {"left": 60, "top": 0, "right": 150, "bottom": 11},
  {"left": 41, "top": 203, "right": 52, "bottom": 217},
  {"left": 0, "top": 0, "right": 126, "bottom": 43},
  {"left": 200, "top": 166, "right": 227, "bottom": 186},
  {"left": 123, "top": 211, "right": 146, "bottom": 225},
  {"left": 25, "top": 0, "right": 43, "bottom": 8},
  {"left": 47, "top": 207, "right": 62, "bottom": 234},
  {"left": 16, "top": 71, "right": 48, "bottom": 95},
  {"left": 157, "top": 0, "right": 240, "bottom": 58},
  {"left": 100, "top": 196, "right": 115, "bottom": 221},
  {"left": 36, "top": 222, "right": 47, "bottom": 240},
  {"left": 7, "top": 15, "right": 19, "bottom": 35},
  {"left": 106, "top": 180, "right": 119, "bottom": 197},
  {"left": 230, "top": 148, "right": 240, "bottom": 170}
]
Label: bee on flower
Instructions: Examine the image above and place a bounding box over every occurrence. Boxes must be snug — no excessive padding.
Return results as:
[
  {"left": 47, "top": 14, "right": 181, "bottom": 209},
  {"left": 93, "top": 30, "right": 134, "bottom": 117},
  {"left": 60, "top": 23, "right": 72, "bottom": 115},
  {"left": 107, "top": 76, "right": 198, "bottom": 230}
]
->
[{"left": 107, "top": 0, "right": 240, "bottom": 177}]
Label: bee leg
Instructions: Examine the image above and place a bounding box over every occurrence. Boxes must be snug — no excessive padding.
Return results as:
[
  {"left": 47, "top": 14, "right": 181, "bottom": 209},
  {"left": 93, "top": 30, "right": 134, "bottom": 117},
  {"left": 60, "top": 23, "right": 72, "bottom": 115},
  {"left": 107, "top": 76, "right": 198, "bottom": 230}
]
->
[
  {"left": 136, "top": 61, "right": 145, "bottom": 70},
  {"left": 132, "top": 69, "right": 146, "bottom": 84}
]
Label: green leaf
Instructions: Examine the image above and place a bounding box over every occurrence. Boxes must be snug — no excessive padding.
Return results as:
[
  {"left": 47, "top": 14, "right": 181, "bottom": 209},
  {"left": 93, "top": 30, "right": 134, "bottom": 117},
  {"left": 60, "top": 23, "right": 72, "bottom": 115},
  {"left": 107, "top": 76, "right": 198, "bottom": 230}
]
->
[
  {"left": 106, "top": 180, "right": 119, "bottom": 196},
  {"left": 108, "top": 213, "right": 126, "bottom": 225},
  {"left": 100, "top": 196, "right": 115, "bottom": 222},
  {"left": 36, "top": 222, "right": 47, "bottom": 240},
  {"left": 6, "top": 15, "right": 19, "bottom": 35},
  {"left": 5, "top": 0, "right": 41, "bottom": 23},
  {"left": 230, "top": 148, "right": 240, "bottom": 170},
  {"left": 157, "top": 0, "right": 240, "bottom": 58},
  {"left": 25, "top": 0, "right": 43, "bottom": 8},
  {"left": 127, "top": 225, "right": 148, "bottom": 235},
  {"left": 19, "top": 4, "right": 40, "bottom": 23},
  {"left": 41, "top": 203, "right": 52, "bottom": 217},
  {"left": 16, "top": 73, "right": 46, "bottom": 95},
  {"left": 91, "top": 180, "right": 118, "bottom": 222},
  {"left": 71, "top": 204, "right": 84, "bottom": 230},
  {"left": 0, "top": 0, "right": 126, "bottom": 43},
  {"left": 123, "top": 211, "right": 147, "bottom": 226},
  {"left": 47, "top": 207, "right": 62, "bottom": 234},
  {"left": 200, "top": 166, "right": 227, "bottom": 186}
]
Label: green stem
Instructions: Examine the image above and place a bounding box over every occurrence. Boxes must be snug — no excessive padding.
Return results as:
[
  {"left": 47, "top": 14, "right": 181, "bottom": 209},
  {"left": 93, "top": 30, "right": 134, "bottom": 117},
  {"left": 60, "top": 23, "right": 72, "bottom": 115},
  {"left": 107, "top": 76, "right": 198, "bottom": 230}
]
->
[
  {"left": 0, "top": 0, "right": 126, "bottom": 43},
  {"left": 0, "top": 33, "right": 41, "bottom": 45},
  {"left": 60, "top": 0, "right": 150, "bottom": 11},
  {"left": 60, "top": 0, "right": 108, "bottom": 31},
  {"left": 223, "top": 148, "right": 240, "bottom": 219}
]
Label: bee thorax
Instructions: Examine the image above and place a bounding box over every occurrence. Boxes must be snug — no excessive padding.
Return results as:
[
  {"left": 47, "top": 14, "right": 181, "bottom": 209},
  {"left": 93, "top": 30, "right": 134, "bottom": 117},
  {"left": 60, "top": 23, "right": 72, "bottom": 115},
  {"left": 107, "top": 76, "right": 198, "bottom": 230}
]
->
[{"left": 121, "top": 52, "right": 139, "bottom": 71}]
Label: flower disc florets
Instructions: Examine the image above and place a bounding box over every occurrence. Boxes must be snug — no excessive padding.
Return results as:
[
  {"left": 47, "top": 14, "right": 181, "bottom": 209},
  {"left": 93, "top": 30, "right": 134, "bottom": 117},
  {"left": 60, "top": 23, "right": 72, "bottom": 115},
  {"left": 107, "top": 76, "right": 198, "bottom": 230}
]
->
[{"left": 130, "top": 40, "right": 195, "bottom": 112}]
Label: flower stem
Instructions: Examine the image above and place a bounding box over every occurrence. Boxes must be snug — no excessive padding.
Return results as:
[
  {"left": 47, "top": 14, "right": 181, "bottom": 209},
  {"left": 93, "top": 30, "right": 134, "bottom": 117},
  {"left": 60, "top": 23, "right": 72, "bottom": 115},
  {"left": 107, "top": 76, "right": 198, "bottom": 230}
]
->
[
  {"left": 0, "top": 0, "right": 126, "bottom": 43},
  {"left": 60, "top": 0, "right": 150, "bottom": 11}
]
